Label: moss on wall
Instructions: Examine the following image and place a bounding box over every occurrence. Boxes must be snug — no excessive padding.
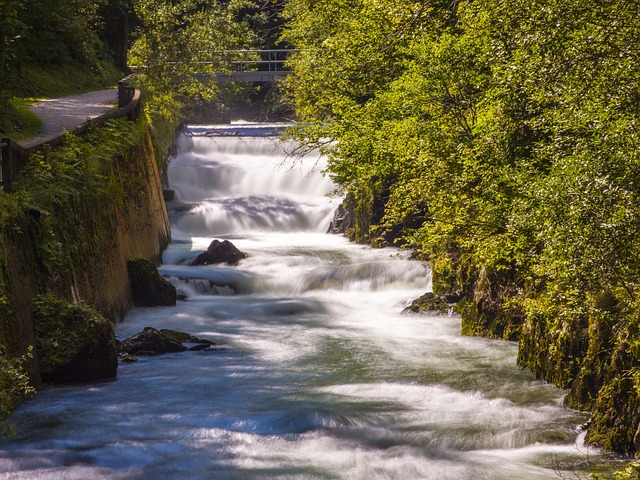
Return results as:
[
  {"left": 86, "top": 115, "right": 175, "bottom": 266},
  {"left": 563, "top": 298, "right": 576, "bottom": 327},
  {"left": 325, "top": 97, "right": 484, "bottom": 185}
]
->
[{"left": 0, "top": 118, "right": 170, "bottom": 392}]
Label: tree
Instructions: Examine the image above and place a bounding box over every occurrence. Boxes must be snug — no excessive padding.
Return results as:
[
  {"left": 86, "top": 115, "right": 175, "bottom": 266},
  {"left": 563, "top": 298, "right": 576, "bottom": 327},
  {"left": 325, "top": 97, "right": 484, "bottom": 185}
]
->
[
  {"left": 282, "top": 0, "right": 640, "bottom": 454},
  {"left": 98, "top": 0, "right": 135, "bottom": 70},
  {"left": 130, "top": 0, "right": 258, "bottom": 106},
  {"left": 0, "top": 0, "right": 24, "bottom": 97}
]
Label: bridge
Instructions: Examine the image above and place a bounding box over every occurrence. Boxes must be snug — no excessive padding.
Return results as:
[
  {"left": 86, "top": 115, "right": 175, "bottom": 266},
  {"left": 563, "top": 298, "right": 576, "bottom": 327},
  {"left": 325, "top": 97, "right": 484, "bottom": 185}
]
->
[{"left": 210, "top": 49, "right": 296, "bottom": 83}]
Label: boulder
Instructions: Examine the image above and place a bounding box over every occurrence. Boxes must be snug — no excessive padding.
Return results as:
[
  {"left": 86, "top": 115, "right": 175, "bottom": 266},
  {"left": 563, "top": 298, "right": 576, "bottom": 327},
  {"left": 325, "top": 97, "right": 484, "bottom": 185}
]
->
[
  {"left": 402, "top": 292, "right": 454, "bottom": 315},
  {"left": 118, "top": 327, "right": 215, "bottom": 356},
  {"left": 192, "top": 239, "right": 247, "bottom": 266},
  {"left": 327, "top": 202, "right": 354, "bottom": 235},
  {"left": 160, "top": 329, "right": 216, "bottom": 351},
  {"left": 118, "top": 327, "right": 186, "bottom": 355},
  {"left": 127, "top": 258, "right": 176, "bottom": 307},
  {"left": 33, "top": 294, "right": 118, "bottom": 384}
]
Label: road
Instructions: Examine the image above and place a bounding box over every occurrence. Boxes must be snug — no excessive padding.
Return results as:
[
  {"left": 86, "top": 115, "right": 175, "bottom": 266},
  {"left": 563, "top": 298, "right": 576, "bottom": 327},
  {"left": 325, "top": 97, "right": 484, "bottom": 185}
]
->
[{"left": 20, "top": 89, "right": 117, "bottom": 148}]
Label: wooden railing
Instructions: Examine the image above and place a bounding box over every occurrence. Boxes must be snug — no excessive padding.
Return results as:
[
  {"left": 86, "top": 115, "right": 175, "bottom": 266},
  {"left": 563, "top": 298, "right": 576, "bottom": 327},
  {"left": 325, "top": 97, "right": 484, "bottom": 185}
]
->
[{"left": 0, "top": 81, "right": 141, "bottom": 192}]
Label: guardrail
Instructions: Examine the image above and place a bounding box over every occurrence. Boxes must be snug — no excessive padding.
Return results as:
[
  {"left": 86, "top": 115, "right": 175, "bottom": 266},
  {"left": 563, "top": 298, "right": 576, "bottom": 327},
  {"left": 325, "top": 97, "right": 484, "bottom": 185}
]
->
[
  {"left": 215, "top": 49, "right": 296, "bottom": 71},
  {"left": 212, "top": 49, "right": 297, "bottom": 83},
  {"left": 129, "top": 50, "right": 298, "bottom": 83},
  {"left": 0, "top": 81, "right": 141, "bottom": 192}
]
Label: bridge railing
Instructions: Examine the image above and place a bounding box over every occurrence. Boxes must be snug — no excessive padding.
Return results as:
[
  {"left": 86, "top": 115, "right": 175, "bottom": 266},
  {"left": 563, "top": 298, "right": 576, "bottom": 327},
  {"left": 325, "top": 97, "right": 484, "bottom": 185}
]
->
[
  {"left": 208, "top": 49, "right": 298, "bottom": 82},
  {"left": 213, "top": 49, "right": 298, "bottom": 72},
  {"left": 130, "top": 50, "right": 299, "bottom": 82}
]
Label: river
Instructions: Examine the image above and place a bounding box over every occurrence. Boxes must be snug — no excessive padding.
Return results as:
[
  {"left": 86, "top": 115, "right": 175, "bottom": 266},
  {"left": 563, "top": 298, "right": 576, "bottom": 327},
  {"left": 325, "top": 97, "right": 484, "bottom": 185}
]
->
[{"left": 0, "top": 125, "right": 611, "bottom": 479}]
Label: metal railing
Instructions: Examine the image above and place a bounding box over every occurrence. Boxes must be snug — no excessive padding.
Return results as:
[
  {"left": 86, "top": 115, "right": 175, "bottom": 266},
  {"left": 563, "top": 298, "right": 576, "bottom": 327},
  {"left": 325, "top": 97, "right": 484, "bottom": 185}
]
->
[
  {"left": 212, "top": 49, "right": 298, "bottom": 82},
  {"left": 118, "top": 75, "right": 138, "bottom": 108},
  {"left": 129, "top": 50, "right": 299, "bottom": 83},
  {"left": 1, "top": 80, "right": 141, "bottom": 192}
]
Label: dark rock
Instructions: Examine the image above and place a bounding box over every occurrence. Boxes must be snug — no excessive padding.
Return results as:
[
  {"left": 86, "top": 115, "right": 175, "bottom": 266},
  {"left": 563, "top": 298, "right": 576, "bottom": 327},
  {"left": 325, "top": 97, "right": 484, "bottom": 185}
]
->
[
  {"left": 327, "top": 202, "right": 354, "bottom": 235},
  {"left": 118, "top": 327, "right": 216, "bottom": 356},
  {"left": 159, "top": 328, "right": 211, "bottom": 345},
  {"left": 444, "top": 293, "right": 464, "bottom": 304},
  {"left": 402, "top": 292, "right": 453, "bottom": 315},
  {"left": 192, "top": 239, "right": 247, "bottom": 266},
  {"left": 118, "top": 327, "right": 186, "bottom": 355},
  {"left": 127, "top": 258, "right": 176, "bottom": 307},
  {"left": 33, "top": 294, "right": 118, "bottom": 384},
  {"left": 163, "top": 189, "right": 175, "bottom": 201},
  {"left": 409, "top": 250, "right": 428, "bottom": 261}
]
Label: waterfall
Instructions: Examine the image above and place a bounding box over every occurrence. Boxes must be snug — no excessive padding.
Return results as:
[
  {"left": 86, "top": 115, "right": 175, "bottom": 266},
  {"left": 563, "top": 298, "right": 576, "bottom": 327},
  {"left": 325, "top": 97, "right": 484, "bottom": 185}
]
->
[
  {"left": 0, "top": 124, "right": 615, "bottom": 480},
  {"left": 167, "top": 129, "right": 335, "bottom": 238}
]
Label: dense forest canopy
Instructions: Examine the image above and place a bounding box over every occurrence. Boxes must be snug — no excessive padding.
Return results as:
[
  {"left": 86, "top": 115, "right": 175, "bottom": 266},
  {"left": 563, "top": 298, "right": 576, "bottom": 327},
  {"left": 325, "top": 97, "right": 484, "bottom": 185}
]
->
[
  {"left": 282, "top": 0, "right": 640, "bottom": 454},
  {"left": 0, "top": 0, "right": 284, "bottom": 92}
]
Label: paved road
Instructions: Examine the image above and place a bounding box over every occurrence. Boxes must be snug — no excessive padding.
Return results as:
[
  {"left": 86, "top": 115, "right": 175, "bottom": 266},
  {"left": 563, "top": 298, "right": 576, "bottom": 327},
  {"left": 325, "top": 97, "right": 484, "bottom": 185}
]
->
[{"left": 20, "top": 89, "right": 117, "bottom": 148}]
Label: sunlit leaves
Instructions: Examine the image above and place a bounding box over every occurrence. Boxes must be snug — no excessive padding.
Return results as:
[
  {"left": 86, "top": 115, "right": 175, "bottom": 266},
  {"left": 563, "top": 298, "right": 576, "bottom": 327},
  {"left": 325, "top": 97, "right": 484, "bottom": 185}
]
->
[
  {"left": 130, "top": 0, "right": 258, "bottom": 108},
  {"left": 283, "top": 0, "right": 640, "bottom": 450},
  {"left": 284, "top": 0, "right": 640, "bottom": 303}
]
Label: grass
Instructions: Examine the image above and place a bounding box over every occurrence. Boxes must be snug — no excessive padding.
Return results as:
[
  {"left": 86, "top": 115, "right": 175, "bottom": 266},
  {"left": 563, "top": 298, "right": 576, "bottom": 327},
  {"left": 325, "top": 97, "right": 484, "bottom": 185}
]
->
[
  {"left": 14, "top": 63, "right": 121, "bottom": 99},
  {"left": 0, "top": 97, "right": 43, "bottom": 140}
]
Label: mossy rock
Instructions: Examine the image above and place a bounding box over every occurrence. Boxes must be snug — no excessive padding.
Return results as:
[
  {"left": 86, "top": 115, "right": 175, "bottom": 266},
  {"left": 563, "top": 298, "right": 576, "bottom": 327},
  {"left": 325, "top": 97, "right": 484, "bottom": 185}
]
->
[
  {"left": 127, "top": 258, "right": 176, "bottom": 307},
  {"left": 327, "top": 201, "right": 354, "bottom": 235},
  {"left": 33, "top": 294, "right": 117, "bottom": 384},
  {"left": 159, "top": 329, "right": 201, "bottom": 344},
  {"left": 458, "top": 296, "right": 523, "bottom": 342},
  {"left": 403, "top": 292, "right": 452, "bottom": 315},
  {"left": 586, "top": 373, "right": 640, "bottom": 454}
]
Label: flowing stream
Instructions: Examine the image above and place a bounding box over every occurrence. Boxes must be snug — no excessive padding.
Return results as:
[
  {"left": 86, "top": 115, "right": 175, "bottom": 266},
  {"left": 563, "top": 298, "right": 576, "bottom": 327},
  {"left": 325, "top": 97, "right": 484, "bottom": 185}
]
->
[{"left": 0, "top": 125, "right": 613, "bottom": 479}]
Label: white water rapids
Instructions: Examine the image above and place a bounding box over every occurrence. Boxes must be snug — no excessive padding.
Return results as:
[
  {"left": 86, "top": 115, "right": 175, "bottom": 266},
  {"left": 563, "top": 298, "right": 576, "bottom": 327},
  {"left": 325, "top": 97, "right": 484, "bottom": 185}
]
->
[{"left": 0, "top": 125, "right": 615, "bottom": 479}]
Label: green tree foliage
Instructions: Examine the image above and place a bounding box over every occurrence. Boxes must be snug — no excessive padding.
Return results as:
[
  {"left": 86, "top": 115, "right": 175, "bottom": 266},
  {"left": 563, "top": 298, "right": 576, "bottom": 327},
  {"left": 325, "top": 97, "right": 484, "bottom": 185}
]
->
[
  {"left": 283, "top": 0, "right": 640, "bottom": 453},
  {"left": 97, "top": 0, "right": 135, "bottom": 70},
  {"left": 0, "top": 0, "right": 124, "bottom": 134},
  {"left": 130, "top": 0, "right": 262, "bottom": 99},
  {"left": 2, "top": 0, "right": 122, "bottom": 95},
  {"left": 129, "top": 0, "right": 259, "bottom": 154},
  {"left": 240, "top": 0, "right": 287, "bottom": 49},
  {"left": 16, "top": 0, "right": 106, "bottom": 65},
  {"left": 0, "top": 0, "right": 23, "bottom": 93},
  {"left": 0, "top": 346, "right": 34, "bottom": 436}
]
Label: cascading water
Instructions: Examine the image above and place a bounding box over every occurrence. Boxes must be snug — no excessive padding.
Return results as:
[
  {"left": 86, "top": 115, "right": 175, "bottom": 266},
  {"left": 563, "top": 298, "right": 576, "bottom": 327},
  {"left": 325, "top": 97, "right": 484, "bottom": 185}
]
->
[{"left": 0, "top": 125, "right": 615, "bottom": 479}]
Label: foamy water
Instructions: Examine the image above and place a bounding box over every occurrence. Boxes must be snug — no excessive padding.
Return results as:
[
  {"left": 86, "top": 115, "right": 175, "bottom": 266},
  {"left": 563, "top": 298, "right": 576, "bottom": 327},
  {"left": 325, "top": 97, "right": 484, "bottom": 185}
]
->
[{"left": 0, "top": 125, "right": 615, "bottom": 479}]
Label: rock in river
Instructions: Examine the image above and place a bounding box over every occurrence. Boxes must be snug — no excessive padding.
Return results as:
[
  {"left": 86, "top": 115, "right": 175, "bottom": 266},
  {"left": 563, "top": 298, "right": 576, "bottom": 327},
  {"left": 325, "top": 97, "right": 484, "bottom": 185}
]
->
[
  {"left": 127, "top": 258, "right": 177, "bottom": 307},
  {"left": 192, "top": 239, "right": 247, "bottom": 266},
  {"left": 402, "top": 292, "right": 456, "bottom": 315},
  {"left": 118, "top": 327, "right": 216, "bottom": 356},
  {"left": 33, "top": 294, "right": 118, "bottom": 384}
]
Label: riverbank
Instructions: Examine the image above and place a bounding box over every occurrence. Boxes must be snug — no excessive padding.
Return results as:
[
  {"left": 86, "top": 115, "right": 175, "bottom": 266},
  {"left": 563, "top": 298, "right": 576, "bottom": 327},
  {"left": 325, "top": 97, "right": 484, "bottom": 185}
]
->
[
  {"left": 0, "top": 117, "right": 170, "bottom": 426},
  {"left": 0, "top": 126, "right": 618, "bottom": 479}
]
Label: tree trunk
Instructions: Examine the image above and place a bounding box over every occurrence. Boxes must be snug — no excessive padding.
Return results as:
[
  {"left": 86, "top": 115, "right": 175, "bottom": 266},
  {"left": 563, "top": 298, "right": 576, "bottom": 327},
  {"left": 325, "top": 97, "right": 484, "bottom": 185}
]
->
[{"left": 120, "top": 12, "right": 129, "bottom": 71}]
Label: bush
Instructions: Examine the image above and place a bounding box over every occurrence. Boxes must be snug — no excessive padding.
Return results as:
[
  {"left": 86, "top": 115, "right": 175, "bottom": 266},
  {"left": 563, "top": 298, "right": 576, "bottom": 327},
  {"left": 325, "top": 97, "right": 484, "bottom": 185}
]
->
[{"left": 0, "top": 346, "right": 34, "bottom": 436}]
